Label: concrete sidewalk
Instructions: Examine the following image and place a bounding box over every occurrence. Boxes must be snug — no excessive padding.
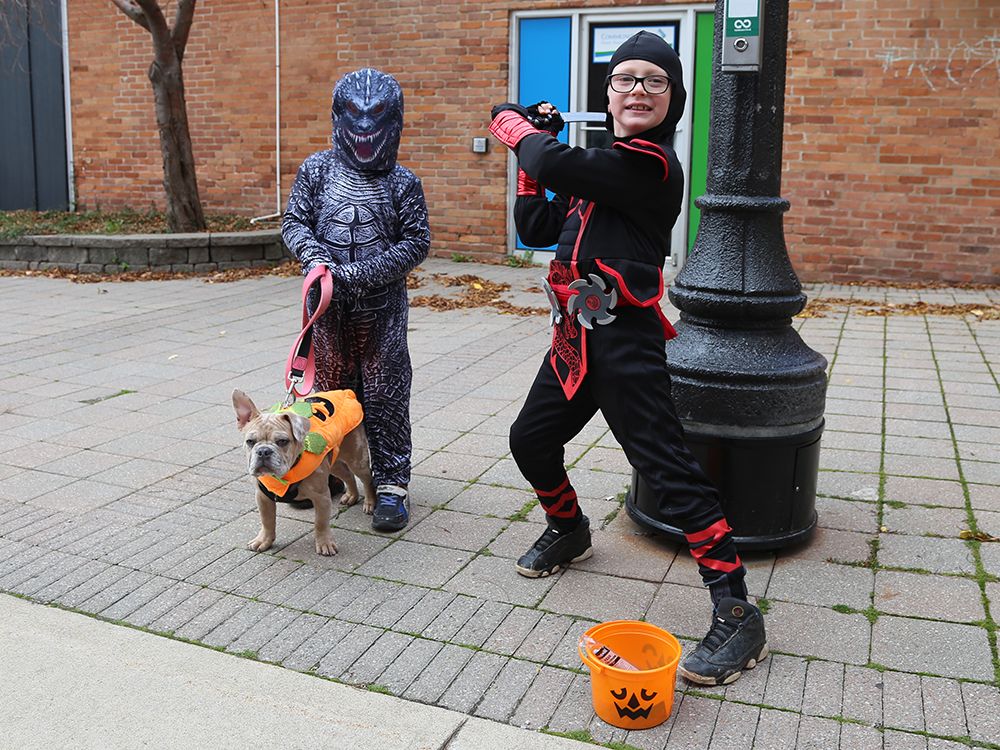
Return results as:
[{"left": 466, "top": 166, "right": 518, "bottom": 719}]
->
[
  {"left": 0, "top": 593, "right": 590, "bottom": 749},
  {"left": 0, "top": 258, "right": 998, "bottom": 749}
]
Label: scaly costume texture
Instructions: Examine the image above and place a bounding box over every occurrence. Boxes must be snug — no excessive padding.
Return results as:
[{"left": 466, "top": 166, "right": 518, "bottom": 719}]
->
[{"left": 282, "top": 69, "right": 430, "bottom": 489}]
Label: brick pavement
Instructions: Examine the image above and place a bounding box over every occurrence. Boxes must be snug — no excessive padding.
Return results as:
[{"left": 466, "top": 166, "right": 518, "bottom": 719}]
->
[{"left": 1, "top": 259, "right": 998, "bottom": 749}]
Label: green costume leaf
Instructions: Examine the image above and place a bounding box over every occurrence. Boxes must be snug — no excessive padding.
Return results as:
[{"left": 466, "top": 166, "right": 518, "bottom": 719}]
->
[
  {"left": 288, "top": 402, "right": 313, "bottom": 418},
  {"left": 303, "top": 431, "right": 327, "bottom": 454}
]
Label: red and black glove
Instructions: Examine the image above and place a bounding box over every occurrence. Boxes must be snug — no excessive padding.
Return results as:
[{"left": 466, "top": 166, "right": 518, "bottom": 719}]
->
[
  {"left": 489, "top": 103, "right": 545, "bottom": 150},
  {"left": 526, "top": 102, "right": 565, "bottom": 135}
]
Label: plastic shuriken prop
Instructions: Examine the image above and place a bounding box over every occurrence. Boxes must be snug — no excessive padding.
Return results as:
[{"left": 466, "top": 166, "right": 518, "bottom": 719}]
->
[
  {"left": 541, "top": 276, "right": 563, "bottom": 327},
  {"left": 567, "top": 274, "right": 617, "bottom": 329}
]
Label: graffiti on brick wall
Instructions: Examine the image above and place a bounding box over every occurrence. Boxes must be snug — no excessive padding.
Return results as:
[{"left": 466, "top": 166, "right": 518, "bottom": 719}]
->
[{"left": 876, "top": 36, "right": 1000, "bottom": 89}]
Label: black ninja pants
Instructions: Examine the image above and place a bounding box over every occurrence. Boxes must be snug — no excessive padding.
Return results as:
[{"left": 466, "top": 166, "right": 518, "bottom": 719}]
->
[{"left": 509, "top": 307, "right": 747, "bottom": 599}]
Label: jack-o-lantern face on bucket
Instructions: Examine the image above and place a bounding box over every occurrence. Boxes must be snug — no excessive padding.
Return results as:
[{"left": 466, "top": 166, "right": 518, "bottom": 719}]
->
[{"left": 610, "top": 687, "right": 661, "bottom": 721}]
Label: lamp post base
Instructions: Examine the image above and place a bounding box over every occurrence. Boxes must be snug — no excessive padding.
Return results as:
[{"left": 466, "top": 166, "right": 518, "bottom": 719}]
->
[{"left": 625, "top": 421, "right": 823, "bottom": 551}]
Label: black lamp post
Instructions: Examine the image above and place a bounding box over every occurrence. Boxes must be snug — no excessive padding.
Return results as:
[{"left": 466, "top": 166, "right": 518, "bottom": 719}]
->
[{"left": 626, "top": 0, "right": 828, "bottom": 550}]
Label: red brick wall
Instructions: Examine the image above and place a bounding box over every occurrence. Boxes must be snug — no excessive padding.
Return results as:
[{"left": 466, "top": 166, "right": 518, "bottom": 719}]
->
[
  {"left": 784, "top": 0, "right": 999, "bottom": 283},
  {"left": 66, "top": 1, "right": 999, "bottom": 283}
]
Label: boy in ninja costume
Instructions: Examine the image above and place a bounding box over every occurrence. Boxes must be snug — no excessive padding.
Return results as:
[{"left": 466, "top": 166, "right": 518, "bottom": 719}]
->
[
  {"left": 489, "top": 32, "right": 767, "bottom": 685},
  {"left": 283, "top": 68, "right": 430, "bottom": 532}
]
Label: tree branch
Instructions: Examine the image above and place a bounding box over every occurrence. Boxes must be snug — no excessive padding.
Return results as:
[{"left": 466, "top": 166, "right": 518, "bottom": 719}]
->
[
  {"left": 133, "top": 0, "right": 173, "bottom": 65},
  {"left": 171, "top": 0, "right": 196, "bottom": 61},
  {"left": 110, "top": 0, "right": 151, "bottom": 32}
]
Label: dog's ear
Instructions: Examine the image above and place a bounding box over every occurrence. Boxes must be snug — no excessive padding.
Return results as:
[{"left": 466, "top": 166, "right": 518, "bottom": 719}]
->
[
  {"left": 232, "top": 389, "right": 260, "bottom": 430},
  {"left": 282, "top": 412, "right": 312, "bottom": 444}
]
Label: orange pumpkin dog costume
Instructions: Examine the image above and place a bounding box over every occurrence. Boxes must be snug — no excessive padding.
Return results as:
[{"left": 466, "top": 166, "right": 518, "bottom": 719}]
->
[{"left": 258, "top": 390, "right": 364, "bottom": 500}]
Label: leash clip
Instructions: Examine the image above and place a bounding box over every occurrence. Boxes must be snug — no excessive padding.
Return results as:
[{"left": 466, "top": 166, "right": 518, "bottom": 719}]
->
[{"left": 283, "top": 374, "right": 303, "bottom": 407}]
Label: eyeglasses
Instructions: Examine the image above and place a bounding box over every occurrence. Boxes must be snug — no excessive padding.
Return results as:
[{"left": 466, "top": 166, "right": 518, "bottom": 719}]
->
[{"left": 606, "top": 74, "right": 672, "bottom": 95}]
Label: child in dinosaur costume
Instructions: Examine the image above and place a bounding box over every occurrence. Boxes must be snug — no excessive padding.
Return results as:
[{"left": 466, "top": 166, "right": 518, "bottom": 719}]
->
[{"left": 283, "top": 68, "right": 430, "bottom": 531}]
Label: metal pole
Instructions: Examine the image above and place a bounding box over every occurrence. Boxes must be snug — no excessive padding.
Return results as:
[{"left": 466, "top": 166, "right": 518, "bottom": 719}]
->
[{"left": 626, "top": 0, "right": 828, "bottom": 550}]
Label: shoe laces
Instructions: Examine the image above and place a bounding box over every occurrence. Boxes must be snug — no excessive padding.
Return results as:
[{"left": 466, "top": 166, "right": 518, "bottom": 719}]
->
[
  {"left": 700, "top": 614, "right": 738, "bottom": 652},
  {"left": 376, "top": 494, "right": 404, "bottom": 511}
]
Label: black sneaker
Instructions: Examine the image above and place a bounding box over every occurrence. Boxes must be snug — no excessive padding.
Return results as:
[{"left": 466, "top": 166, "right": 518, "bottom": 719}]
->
[
  {"left": 679, "top": 597, "right": 768, "bottom": 686},
  {"left": 372, "top": 485, "right": 409, "bottom": 532},
  {"left": 515, "top": 516, "right": 593, "bottom": 578}
]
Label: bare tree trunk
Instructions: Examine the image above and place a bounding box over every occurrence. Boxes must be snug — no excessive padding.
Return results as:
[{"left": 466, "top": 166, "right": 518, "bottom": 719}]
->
[{"left": 112, "top": 0, "right": 205, "bottom": 232}]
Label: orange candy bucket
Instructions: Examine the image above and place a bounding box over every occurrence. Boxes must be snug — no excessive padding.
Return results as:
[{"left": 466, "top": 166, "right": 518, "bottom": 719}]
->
[{"left": 578, "top": 620, "right": 682, "bottom": 730}]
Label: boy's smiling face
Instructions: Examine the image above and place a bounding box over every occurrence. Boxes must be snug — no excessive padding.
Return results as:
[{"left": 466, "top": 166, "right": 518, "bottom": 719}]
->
[{"left": 607, "top": 60, "right": 673, "bottom": 138}]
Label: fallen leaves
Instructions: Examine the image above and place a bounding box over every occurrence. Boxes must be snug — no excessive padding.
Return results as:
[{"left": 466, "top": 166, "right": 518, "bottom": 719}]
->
[
  {"left": 797, "top": 297, "right": 1000, "bottom": 320},
  {"left": 409, "top": 273, "right": 547, "bottom": 317},
  {"left": 959, "top": 529, "right": 999, "bottom": 543},
  {"left": 0, "top": 261, "right": 301, "bottom": 284}
]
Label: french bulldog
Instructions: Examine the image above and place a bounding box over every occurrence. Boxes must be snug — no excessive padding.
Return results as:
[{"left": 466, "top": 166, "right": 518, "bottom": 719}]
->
[{"left": 232, "top": 389, "right": 377, "bottom": 556}]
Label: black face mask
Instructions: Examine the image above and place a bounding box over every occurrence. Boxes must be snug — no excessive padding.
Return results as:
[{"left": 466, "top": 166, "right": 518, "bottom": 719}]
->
[{"left": 604, "top": 30, "right": 687, "bottom": 143}]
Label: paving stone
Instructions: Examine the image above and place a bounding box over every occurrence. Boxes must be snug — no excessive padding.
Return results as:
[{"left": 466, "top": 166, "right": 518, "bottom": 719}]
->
[
  {"left": 255, "top": 565, "right": 323, "bottom": 606},
  {"left": 514, "top": 612, "right": 575, "bottom": 663},
  {"left": 540, "top": 568, "right": 657, "bottom": 622},
  {"left": 752, "top": 707, "right": 799, "bottom": 750},
  {"left": 814, "top": 496, "right": 879, "bottom": 534},
  {"left": 548, "top": 619, "right": 593, "bottom": 670},
  {"left": 573, "top": 515, "right": 675, "bottom": 582},
  {"left": 921, "top": 676, "right": 967, "bottom": 738},
  {"left": 256, "top": 612, "right": 326, "bottom": 663},
  {"left": 872, "top": 616, "right": 994, "bottom": 681},
  {"left": 281, "top": 618, "right": 354, "bottom": 671},
  {"left": 339, "top": 629, "right": 412, "bottom": 685},
  {"left": 403, "top": 643, "right": 475, "bottom": 704},
  {"left": 7, "top": 551, "right": 83, "bottom": 596},
  {"left": 979, "top": 541, "right": 1000, "bottom": 578},
  {"left": 761, "top": 654, "right": 808, "bottom": 712},
  {"left": 884, "top": 729, "right": 928, "bottom": 750},
  {"left": 206, "top": 553, "right": 280, "bottom": 593},
  {"left": 482, "top": 605, "right": 544, "bottom": 655},
  {"left": 437, "top": 650, "right": 508, "bottom": 713},
  {"left": 510, "top": 665, "right": 576, "bottom": 730},
  {"left": 444, "top": 553, "right": 556, "bottom": 607},
  {"left": 874, "top": 570, "right": 984, "bottom": 623},
  {"left": 882, "top": 670, "right": 924, "bottom": 732},
  {"left": 883, "top": 504, "right": 970, "bottom": 538},
  {"left": 311, "top": 575, "right": 374, "bottom": 617},
  {"left": 337, "top": 579, "right": 406, "bottom": 623},
  {"left": 5, "top": 510, "right": 71, "bottom": 542},
  {"left": 795, "top": 715, "right": 840, "bottom": 750},
  {"left": 279, "top": 569, "right": 351, "bottom": 611},
  {"left": 767, "top": 601, "right": 871, "bottom": 665},
  {"left": 884, "top": 476, "right": 966, "bottom": 508},
  {"left": 961, "top": 681, "right": 1000, "bottom": 745},
  {"left": 231, "top": 557, "right": 301, "bottom": 598},
  {"left": 418, "top": 594, "right": 482, "bottom": 642},
  {"left": 123, "top": 581, "right": 203, "bottom": 628},
  {"left": 452, "top": 599, "right": 513, "bottom": 648},
  {"left": 357, "top": 540, "right": 474, "bottom": 587},
  {"left": 375, "top": 637, "right": 444, "bottom": 695},
  {"left": 314, "top": 623, "right": 385, "bottom": 679},
  {"left": 174, "top": 594, "right": 247, "bottom": 641},
  {"left": 148, "top": 587, "right": 225, "bottom": 634},
  {"left": 147, "top": 540, "right": 228, "bottom": 579},
  {"left": 121, "top": 535, "right": 189, "bottom": 572},
  {"left": 662, "top": 694, "right": 718, "bottom": 749},
  {"left": 700, "top": 701, "right": 758, "bottom": 750},
  {"left": 780, "top": 526, "right": 874, "bottom": 565},
  {"left": 201, "top": 599, "right": 272, "bottom": 649},
  {"left": 474, "top": 657, "right": 539, "bottom": 721},
  {"left": 839, "top": 722, "right": 883, "bottom": 749},
  {"left": 394, "top": 589, "right": 457, "bottom": 634},
  {"left": 878, "top": 535, "right": 978, "bottom": 575},
  {"left": 0, "top": 546, "right": 61, "bottom": 589},
  {"left": 842, "top": 665, "right": 883, "bottom": 726},
  {"left": 185, "top": 547, "right": 257, "bottom": 586},
  {"left": 364, "top": 583, "right": 428, "bottom": 629},
  {"left": 30, "top": 558, "right": 112, "bottom": 604},
  {"left": 545, "top": 672, "right": 596, "bottom": 734},
  {"left": 801, "top": 659, "right": 843, "bottom": 718},
  {"left": 55, "top": 563, "right": 132, "bottom": 609},
  {"left": 926, "top": 739, "right": 971, "bottom": 750},
  {"left": 99, "top": 574, "right": 175, "bottom": 620},
  {"left": 403, "top": 509, "right": 508, "bottom": 551},
  {"left": 767, "top": 558, "right": 873, "bottom": 610}
]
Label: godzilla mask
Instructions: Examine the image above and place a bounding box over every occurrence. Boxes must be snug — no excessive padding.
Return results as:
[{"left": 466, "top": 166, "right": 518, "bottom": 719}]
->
[{"left": 331, "top": 68, "right": 403, "bottom": 173}]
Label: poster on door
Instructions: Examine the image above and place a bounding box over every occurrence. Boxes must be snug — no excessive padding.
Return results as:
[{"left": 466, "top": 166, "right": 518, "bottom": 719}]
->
[{"left": 592, "top": 25, "right": 676, "bottom": 63}]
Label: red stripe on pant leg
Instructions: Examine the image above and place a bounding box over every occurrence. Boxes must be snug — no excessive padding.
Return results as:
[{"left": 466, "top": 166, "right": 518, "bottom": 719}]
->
[
  {"left": 547, "top": 489, "right": 579, "bottom": 518},
  {"left": 698, "top": 556, "right": 744, "bottom": 574},
  {"left": 684, "top": 518, "right": 732, "bottom": 548},
  {"left": 534, "top": 476, "right": 570, "bottom": 498}
]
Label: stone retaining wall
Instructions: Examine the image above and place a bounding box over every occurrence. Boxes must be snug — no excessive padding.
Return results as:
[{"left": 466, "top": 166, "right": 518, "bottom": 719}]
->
[{"left": 0, "top": 230, "right": 292, "bottom": 273}]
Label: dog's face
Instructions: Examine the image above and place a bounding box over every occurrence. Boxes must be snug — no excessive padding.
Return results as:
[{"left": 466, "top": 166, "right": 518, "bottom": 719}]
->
[{"left": 232, "top": 390, "right": 311, "bottom": 478}]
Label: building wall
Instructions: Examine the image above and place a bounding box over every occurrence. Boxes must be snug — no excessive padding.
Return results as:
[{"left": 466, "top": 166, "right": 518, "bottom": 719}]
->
[{"left": 66, "top": 1, "right": 999, "bottom": 283}]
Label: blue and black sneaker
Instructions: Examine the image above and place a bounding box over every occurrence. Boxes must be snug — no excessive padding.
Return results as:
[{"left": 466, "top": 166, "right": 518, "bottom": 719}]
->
[{"left": 372, "top": 485, "right": 409, "bottom": 532}]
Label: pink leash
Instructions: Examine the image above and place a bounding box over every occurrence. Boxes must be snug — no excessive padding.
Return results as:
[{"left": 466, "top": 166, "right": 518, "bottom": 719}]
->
[{"left": 283, "top": 264, "right": 333, "bottom": 405}]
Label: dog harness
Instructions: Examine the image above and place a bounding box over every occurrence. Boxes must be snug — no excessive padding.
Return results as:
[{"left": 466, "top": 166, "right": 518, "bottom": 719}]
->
[{"left": 257, "top": 390, "right": 364, "bottom": 500}]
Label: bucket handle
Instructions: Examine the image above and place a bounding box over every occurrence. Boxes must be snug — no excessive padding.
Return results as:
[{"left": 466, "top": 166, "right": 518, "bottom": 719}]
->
[{"left": 578, "top": 643, "right": 605, "bottom": 676}]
